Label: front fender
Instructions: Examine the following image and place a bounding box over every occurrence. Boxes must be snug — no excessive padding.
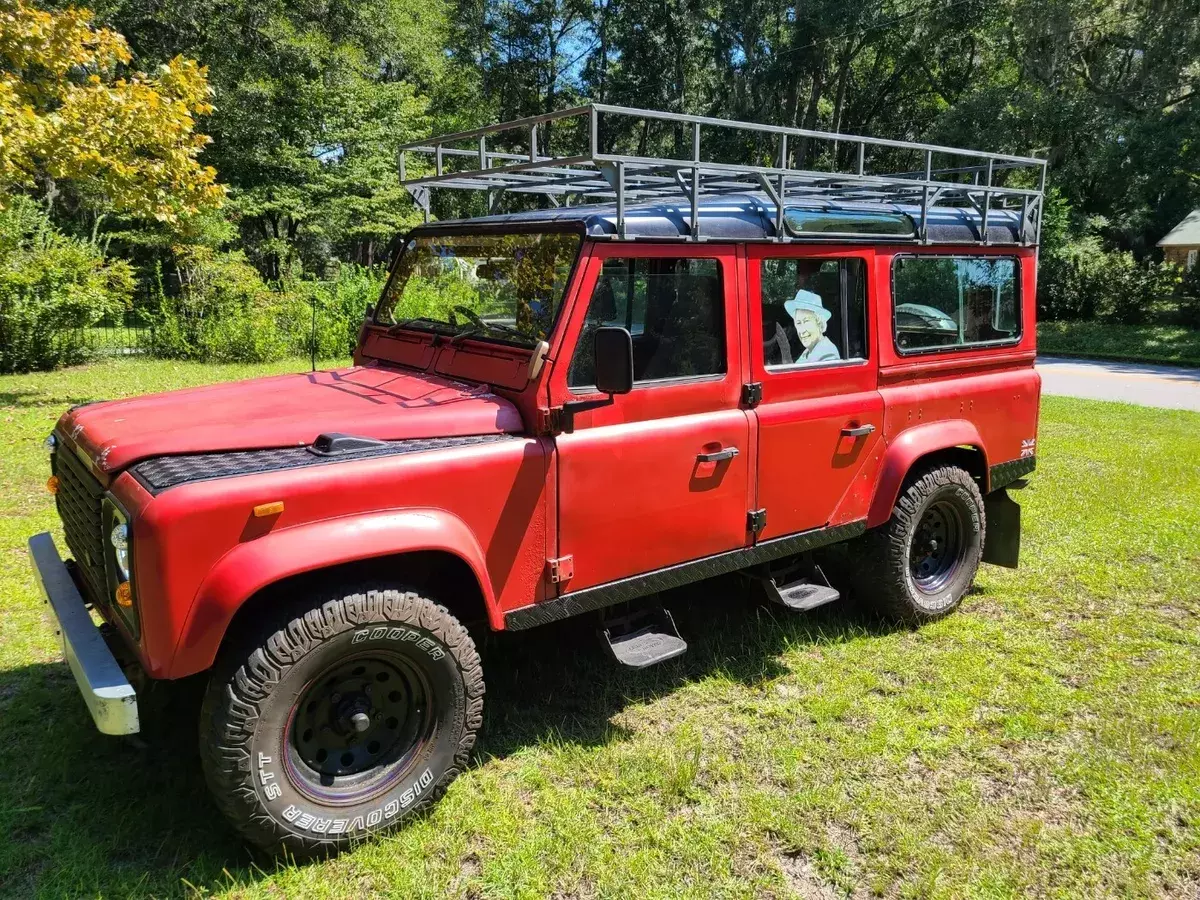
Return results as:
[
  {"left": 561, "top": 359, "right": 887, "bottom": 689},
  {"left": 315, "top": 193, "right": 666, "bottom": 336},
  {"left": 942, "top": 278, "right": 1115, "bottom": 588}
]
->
[
  {"left": 169, "top": 508, "right": 497, "bottom": 678},
  {"left": 866, "top": 420, "right": 988, "bottom": 528}
]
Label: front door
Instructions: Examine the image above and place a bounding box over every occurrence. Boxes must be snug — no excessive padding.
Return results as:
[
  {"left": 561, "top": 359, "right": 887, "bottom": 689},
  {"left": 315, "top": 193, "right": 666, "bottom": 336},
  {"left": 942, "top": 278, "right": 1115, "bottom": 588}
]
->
[
  {"left": 548, "top": 244, "right": 751, "bottom": 593},
  {"left": 746, "top": 246, "right": 884, "bottom": 539}
]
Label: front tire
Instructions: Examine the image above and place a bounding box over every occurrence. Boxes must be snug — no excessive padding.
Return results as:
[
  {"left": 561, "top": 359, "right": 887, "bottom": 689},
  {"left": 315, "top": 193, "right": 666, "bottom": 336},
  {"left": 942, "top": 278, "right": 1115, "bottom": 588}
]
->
[
  {"left": 199, "top": 588, "right": 484, "bottom": 858},
  {"left": 857, "top": 465, "right": 986, "bottom": 624}
]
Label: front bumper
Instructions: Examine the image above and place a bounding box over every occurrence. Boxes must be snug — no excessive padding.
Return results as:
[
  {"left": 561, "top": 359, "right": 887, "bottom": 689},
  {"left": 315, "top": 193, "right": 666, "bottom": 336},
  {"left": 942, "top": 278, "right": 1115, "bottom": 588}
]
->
[{"left": 28, "top": 532, "right": 140, "bottom": 735}]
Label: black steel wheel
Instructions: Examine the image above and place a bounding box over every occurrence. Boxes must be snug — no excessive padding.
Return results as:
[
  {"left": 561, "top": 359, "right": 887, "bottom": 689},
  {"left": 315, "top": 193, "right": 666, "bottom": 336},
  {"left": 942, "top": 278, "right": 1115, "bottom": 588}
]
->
[
  {"left": 286, "top": 653, "right": 434, "bottom": 804},
  {"left": 200, "top": 588, "right": 484, "bottom": 858},
  {"left": 855, "top": 464, "right": 985, "bottom": 624},
  {"left": 909, "top": 499, "right": 965, "bottom": 594}
]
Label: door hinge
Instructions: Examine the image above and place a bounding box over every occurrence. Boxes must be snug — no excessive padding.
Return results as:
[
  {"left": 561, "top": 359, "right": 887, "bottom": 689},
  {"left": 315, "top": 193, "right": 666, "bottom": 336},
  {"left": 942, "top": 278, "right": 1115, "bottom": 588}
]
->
[
  {"left": 747, "top": 509, "right": 767, "bottom": 534},
  {"left": 741, "top": 382, "right": 763, "bottom": 407},
  {"left": 538, "top": 407, "right": 560, "bottom": 434},
  {"left": 547, "top": 555, "right": 574, "bottom": 584}
]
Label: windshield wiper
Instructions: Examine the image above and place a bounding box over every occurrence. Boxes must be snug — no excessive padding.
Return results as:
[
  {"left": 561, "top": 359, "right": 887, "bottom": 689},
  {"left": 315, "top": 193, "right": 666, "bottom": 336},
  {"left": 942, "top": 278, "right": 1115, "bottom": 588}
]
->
[
  {"left": 386, "top": 316, "right": 449, "bottom": 335},
  {"left": 448, "top": 327, "right": 483, "bottom": 346}
]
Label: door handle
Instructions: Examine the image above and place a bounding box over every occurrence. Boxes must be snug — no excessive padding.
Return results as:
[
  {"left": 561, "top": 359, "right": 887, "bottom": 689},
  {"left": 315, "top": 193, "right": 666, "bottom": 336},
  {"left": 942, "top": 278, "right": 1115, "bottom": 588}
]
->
[
  {"left": 841, "top": 424, "right": 876, "bottom": 438},
  {"left": 696, "top": 447, "right": 739, "bottom": 463}
]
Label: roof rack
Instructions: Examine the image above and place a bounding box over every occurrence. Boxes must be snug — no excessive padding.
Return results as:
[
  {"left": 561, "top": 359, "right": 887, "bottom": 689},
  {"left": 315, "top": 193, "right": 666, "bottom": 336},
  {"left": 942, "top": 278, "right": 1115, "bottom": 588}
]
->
[{"left": 398, "top": 104, "right": 1047, "bottom": 245}]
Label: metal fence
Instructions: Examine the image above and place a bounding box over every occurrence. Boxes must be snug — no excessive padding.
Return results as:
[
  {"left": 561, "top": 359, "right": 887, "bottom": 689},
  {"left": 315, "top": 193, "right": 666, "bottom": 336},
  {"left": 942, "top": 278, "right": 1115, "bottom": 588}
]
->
[{"left": 75, "top": 308, "right": 154, "bottom": 356}]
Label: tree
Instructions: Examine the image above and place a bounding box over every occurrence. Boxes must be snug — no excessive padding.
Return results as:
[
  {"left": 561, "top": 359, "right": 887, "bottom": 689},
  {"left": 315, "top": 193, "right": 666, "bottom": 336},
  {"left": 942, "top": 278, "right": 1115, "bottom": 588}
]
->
[
  {"left": 95, "top": 0, "right": 459, "bottom": 278},
  {"left": 0, "top": 0, "right": 223, "bottom": 224}
]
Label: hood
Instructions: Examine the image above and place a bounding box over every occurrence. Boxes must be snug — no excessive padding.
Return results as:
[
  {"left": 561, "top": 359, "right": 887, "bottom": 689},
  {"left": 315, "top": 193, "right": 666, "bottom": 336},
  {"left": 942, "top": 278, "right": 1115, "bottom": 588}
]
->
[{"left": 61, "top": 365, "right": 524, "bottom": 473}]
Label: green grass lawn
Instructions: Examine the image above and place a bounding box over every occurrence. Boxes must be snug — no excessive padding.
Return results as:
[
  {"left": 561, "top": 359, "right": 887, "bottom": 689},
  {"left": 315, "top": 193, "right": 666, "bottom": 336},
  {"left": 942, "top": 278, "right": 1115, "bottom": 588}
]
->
[
  {"left": 1039, "top": 321, "right": 1200, "bottom": 366},
  {"left": 1, "top": 357, "right": 1198, "bottom": 899}
]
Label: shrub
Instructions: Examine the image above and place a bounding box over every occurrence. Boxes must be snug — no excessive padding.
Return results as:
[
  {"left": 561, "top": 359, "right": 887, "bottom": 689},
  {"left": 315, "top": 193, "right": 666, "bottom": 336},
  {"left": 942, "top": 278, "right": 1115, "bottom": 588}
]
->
[
  {"left": 1179, "top": 266, "right": 1200, "bottom": 329},
  {"left": 289, "top": 266, "right": 388, "bottom": 360},
  {"left": 0, "top": 198, "right": 133, "bottom": 373},
  {"left": 147, "top": 247, "right": 291, "bottom": 362},
  {"left": 146, "top": 251, "right": 387, "bottom": 363},
  {"left": 1040, "top": 235, "right": 1179, "bottom": 325}
]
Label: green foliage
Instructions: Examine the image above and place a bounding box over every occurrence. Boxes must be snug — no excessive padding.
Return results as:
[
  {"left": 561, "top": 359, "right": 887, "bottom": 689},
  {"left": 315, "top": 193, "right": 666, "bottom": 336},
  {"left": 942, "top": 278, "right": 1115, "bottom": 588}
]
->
[
  {"left": 0, "top": 198, "right": 132, "bottom": 373},
  {"left": 0, "top": 0, "right": 223, "bottom": 222},
  {"left": 1179, "top": 266, "right": 1200, "bottom": 329},
  {"left": 1037, "top": 321, "right": 1200, "bottom": 366},
  {"left": 9, "top": 0, "right": 1197, "bottom": 370},
  {"left": 1039, "top": 192, "right": 1185, "bottom": 325},
  {"left": 1040, "top": 232, "right": 1181, "bottom": 324},
  {"left": 146, "top": 251, "right": 386, "bottom": 363}
]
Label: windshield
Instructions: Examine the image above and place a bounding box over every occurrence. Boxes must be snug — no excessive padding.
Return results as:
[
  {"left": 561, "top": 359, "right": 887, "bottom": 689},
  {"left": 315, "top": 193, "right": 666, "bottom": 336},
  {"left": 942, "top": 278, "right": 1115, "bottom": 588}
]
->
[{"left": 376, "top": 231, "right": 581, "bottom": 346}]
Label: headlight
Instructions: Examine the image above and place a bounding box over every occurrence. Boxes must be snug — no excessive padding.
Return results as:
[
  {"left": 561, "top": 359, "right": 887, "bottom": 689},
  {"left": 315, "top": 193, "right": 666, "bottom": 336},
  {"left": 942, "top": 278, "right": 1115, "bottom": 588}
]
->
[
  {"left": 45, "top": 432, "right": 57, "bottom": 452},
  {"left": 110, "top": 519, "right": 130, "bottom": 581}
]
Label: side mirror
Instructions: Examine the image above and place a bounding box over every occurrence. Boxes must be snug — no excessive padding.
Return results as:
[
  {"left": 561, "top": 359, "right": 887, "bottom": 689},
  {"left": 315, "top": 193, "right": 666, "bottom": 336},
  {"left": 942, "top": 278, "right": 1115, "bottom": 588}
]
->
[
  {"left": 592, "top": 326, "right": 634, "bottom": 395},
  {"left": 364, "top": 302, "right": 376, "bottom": 321},
  {"left": 557, "top": 325, "right": 633, "bottom": 434}
]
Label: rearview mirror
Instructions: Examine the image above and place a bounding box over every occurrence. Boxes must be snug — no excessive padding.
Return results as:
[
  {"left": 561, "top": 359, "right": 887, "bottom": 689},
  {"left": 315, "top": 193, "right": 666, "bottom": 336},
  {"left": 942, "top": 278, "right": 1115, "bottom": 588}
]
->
[{"left": 593, "top": 326, "right": 634, "bottom": 395}]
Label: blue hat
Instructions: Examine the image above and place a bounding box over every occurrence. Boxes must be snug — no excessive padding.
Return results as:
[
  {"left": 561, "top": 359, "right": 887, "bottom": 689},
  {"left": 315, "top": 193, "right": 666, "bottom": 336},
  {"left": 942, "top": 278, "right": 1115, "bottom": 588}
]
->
[{"left": 784, "top": 289, "right": 831, "bottom": 324}]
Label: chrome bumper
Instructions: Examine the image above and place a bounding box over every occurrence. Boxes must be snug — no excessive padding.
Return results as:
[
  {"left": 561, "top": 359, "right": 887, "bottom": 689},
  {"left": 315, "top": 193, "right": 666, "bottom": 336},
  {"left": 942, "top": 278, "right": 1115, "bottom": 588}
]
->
[{"left": 28, "top": 532, "right": 139, "bottom": 735}]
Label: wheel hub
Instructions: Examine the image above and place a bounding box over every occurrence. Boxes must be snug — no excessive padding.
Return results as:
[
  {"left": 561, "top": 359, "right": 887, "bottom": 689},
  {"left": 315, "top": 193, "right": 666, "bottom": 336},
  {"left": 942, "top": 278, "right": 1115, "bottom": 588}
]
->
[
  {"left": 288, "top": 655, "right": 428, "bottom": 788},
  {"left": 909, "top": 500, "right": 963, "bottom": 593}
]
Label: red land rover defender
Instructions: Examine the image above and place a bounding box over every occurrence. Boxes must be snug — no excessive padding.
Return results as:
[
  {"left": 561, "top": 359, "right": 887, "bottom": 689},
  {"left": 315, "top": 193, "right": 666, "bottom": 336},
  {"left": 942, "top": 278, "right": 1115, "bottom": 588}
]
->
[{"left": 30, "top": 106, "right": 1043, "bottom": 856}]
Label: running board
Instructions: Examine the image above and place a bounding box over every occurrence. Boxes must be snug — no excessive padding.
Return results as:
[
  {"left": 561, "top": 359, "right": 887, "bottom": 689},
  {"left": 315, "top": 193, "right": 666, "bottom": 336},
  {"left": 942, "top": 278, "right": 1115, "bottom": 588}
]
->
[
  {"left": 761, "top": 577, "right": 841, "bottom": 612},
  {"left": 601, "top": 608, "right": 687, "bottom": 668}
]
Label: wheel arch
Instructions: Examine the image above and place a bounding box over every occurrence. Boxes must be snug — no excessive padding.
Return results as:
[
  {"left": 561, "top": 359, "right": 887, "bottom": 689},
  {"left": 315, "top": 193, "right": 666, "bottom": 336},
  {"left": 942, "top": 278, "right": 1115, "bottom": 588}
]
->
[
  {"left": 867, "top": 420, "right": 989, "bottom": 528},
  {"left": 170, "top": 509, "right": 499, "bottom": 679}
]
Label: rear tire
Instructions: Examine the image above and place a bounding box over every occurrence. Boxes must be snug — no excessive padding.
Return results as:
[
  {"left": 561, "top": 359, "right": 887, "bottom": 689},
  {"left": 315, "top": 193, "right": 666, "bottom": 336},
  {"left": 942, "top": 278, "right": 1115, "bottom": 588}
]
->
[
  {"left": 199, "top": 587, "right": 484, "bottom": 858},
  {"left": 857, "top": 465, "right": 985, "bottom": 624}
]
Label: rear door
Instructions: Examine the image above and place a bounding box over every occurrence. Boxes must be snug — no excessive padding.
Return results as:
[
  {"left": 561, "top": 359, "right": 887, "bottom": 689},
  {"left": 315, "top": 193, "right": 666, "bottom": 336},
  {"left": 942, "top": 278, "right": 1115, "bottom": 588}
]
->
[
  {"left": 548, "top": 244, "right": 751, "bottom": 592},
  {"left": 745, "top": 245, "right": 884, "bottom": 538}
]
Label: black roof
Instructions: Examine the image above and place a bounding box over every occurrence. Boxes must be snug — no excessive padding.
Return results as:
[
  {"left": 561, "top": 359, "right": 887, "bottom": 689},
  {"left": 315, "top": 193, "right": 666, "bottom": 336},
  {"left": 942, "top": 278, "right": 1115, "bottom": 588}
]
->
[{"left": 416, "top": 192, "right": 1030, "bottom": 245}]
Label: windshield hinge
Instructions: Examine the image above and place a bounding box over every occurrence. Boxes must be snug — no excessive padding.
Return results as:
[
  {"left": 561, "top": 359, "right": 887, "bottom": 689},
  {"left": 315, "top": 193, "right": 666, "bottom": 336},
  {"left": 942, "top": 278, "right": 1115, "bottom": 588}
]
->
[{"left": 538, "top": 407, "right": 563, "bottom": 434}]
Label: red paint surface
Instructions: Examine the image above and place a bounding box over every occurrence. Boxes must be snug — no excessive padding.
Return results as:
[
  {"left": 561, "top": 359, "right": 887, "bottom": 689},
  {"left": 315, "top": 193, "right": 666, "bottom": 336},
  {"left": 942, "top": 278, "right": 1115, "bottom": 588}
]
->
[
  {"left": 57, "top": 237, "right": 1042, "bottom": 680},
  {"left": 64, "top": 364, "right": 523, "bottom": 472}
]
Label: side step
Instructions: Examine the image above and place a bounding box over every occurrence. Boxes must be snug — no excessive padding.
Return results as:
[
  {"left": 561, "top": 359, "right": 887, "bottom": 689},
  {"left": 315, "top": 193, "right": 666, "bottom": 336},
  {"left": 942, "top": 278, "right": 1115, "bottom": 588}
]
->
[
  {"left": 761, "top": 577, "right": 840, "bottom": 612},
  {"left": 601, "top": 608, "right": 688, "bottom": 668}
]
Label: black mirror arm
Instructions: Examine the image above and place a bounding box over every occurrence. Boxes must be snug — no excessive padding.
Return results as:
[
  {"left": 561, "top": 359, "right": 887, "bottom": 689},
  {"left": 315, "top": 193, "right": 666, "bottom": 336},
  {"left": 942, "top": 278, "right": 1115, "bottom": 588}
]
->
[{"left": 558, "top": 395, "right": 614, "bottom": 434}]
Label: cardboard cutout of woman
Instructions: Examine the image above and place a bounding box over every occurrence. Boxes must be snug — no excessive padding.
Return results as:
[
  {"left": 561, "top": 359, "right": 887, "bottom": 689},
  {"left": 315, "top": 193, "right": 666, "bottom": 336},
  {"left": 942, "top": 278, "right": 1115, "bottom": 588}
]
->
[{"left": 784, "top": 290, "right": 841, "bottom": 363}]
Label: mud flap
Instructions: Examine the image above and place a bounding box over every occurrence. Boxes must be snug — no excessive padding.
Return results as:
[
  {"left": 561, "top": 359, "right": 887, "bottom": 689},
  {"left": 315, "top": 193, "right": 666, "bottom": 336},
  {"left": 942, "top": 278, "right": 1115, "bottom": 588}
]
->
[{"left": 982, "top": 488, "right": 1021, "bottom": 569}]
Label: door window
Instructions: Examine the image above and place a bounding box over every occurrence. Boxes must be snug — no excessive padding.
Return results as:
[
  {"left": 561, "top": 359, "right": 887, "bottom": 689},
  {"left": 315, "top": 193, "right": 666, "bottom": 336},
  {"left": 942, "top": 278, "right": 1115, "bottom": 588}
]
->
[
  {"left": 760, "top": 257, "right": 868, "bottom": 368},
  {"left": 567, "top": 257, "right": 725, "bottom": 388}
]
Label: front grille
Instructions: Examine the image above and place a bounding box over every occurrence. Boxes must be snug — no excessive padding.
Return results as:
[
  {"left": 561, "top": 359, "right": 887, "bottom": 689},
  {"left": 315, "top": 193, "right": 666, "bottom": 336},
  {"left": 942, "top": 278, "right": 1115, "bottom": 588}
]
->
[{"left": 54, "top": 446, "right": 108, "bottom": 607}]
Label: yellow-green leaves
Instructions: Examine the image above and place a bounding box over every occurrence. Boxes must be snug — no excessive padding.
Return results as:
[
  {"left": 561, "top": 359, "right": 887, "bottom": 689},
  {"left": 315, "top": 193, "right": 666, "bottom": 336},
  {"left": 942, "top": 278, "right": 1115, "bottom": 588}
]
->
[{"left": 0, "top": 1, "right": 224, "bottom": 221}]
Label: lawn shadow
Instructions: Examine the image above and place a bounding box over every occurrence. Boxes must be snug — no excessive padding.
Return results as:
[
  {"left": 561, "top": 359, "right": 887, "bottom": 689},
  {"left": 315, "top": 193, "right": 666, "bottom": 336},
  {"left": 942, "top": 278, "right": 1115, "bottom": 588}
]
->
[
  {"left": 0, "top": 389, "right": 97, "bottom": 410},
  {"left": 0, "top": 571, "right": 903, "bottom": 896},
  {"left": 0, "top": 663, "right": 251, "bottom": 898},
  {"left": 474, "top": 571, "right": 904, "bottom": 759}
]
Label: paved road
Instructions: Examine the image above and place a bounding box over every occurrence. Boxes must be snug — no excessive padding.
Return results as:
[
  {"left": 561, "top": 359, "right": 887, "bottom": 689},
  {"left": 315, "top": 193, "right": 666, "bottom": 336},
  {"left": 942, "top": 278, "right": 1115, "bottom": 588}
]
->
[{"left": 1037, "top": 356, "right": 1200, "bottom": 412}]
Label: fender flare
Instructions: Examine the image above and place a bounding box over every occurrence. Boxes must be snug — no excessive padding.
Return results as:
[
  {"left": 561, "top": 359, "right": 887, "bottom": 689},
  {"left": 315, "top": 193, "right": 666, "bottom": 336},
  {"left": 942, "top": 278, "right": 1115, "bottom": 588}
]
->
[
  {"left": 866, "top": 420, "right": 989, "bottom": 528},
  {"left": 169, "top": 508, "right": 498, "bottom": 678}
]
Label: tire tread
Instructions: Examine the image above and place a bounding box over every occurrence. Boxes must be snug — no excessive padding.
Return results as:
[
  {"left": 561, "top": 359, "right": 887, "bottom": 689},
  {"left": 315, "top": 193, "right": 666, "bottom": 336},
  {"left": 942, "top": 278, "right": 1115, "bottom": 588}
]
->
[{"left": 199, "top": 587, "right": 484, "bottom": 857}]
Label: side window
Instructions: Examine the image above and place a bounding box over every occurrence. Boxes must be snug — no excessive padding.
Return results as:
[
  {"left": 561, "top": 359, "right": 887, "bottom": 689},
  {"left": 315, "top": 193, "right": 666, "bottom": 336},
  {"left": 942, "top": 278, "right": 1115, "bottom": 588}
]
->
[
  {"left": 892, "top": 256, "right": 1020, "bottom": 352},
  {"left": 567, "top": 257, "right": 725, "bottom": 388},
  {"left": 760, "top": 258, "right": 868, "bottom": 368}
]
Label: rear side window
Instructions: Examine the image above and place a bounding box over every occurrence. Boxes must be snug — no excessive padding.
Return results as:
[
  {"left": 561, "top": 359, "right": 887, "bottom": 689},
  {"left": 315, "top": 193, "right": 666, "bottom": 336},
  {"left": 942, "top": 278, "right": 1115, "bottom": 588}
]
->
[
  {"left": 568, "top": 257, "right": 725, "bottom": 388},
  {"left": 760, "top": 257, "right": 868, "bottom": 368},
  {"left": 892, "top": 256, "right": 1020, "bottom": 353}
]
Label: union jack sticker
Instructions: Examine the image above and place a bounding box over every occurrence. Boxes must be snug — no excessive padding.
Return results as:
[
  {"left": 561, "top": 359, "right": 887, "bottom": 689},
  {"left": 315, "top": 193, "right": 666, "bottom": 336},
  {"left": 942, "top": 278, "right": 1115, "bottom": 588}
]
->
[{"left": 1020, "top": 438, "right": 1036, "bottom": 459}]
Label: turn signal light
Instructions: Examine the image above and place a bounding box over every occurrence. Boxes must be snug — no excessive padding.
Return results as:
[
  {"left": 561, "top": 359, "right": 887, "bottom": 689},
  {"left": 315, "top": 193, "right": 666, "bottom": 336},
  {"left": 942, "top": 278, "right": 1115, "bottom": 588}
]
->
[
  {"left": 253, "top": 501, "right": 285, "bottom": 518},
  {"left": 115, "top": 581, "right": 133, "bottom": 608},
  {"left": 46, "top": 475, "right": 59, "bottom": 494}
]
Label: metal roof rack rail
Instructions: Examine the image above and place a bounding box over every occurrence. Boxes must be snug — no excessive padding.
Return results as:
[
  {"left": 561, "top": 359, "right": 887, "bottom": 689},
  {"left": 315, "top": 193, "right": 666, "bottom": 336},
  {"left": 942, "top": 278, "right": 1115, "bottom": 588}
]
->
[{"left": 397, "top": 104, "right": 1047, "bottom": 245}]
